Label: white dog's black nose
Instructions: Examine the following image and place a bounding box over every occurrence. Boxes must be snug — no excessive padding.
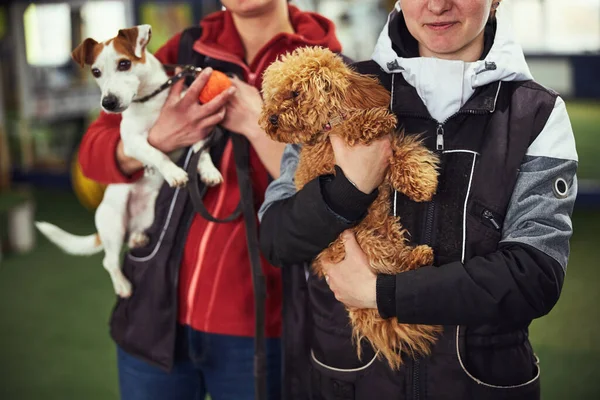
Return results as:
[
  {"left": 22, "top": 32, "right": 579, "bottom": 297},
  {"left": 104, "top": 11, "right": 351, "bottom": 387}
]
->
[
  {"left": 269, "top": 114, "right": 279, "bottom": 126},
  {"left": 102, "top": 94, "right": 119, "bottom": 111}
]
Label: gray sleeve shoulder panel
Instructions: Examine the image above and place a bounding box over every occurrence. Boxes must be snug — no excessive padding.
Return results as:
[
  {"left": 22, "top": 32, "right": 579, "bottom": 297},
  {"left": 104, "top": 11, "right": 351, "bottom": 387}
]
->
[
  {"left": 258, "top": 144, "right": 301, "bottom": 221},
  {"left": 500, "top": 96, "right": 578, "bottom": 272}
]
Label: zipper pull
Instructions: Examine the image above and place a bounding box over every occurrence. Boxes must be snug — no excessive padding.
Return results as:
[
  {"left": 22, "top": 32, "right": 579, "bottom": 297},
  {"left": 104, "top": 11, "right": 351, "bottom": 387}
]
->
[
  {"left": 436, "top": 124, "right": 444, "bottom": 151},
  {"left": 482, "top": 209, "right": 501, "bottom": 230}
]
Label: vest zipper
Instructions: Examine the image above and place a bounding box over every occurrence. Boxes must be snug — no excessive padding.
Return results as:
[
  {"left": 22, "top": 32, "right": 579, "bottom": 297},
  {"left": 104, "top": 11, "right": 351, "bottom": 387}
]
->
[
  {"left": 415, "top": 122, "right": 445, "bottom": 400},
  {"left": 422, "top": 201, "right": 436, "bottom": 247},
  {"left": 436, "top": 124, "right": 444, "bottom": 151},
  {"left": 482, "top": 209, "right": 501, "bottom": 230},
  {"left": 422, "top": 121, "right": 446, "bottom": 251},
  {"left": 394, "top": 88, "right": 499, "bottom": 400},
  {"left": 413, "top": 358, "right": 421, "bottom": 400}
]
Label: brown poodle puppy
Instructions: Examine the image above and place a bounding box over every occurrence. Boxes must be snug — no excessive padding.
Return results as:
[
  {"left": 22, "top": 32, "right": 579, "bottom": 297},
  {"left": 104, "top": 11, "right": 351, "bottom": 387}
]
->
[{"left": 259, "top": 46, "right": 443, "bottom": 370}]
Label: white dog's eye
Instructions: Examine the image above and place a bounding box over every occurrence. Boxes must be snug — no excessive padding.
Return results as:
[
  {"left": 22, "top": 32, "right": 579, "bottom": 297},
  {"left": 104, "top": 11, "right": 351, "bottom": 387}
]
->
[
  {"left": 118, "top": 59, "right": 132, "bottom": 71},
  {"left": 91, "top": 68, "right": 101, "bottom": 78}
]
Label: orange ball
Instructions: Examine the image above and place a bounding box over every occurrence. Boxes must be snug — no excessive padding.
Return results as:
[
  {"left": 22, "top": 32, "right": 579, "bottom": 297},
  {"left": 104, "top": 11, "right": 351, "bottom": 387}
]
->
[{"left": 198, "top": 70, "right": 232, "bottom": 104}]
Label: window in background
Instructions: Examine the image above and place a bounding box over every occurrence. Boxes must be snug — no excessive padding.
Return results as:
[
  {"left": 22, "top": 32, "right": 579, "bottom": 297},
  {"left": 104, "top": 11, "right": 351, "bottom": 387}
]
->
[
  {"left": 24, "top": 3, "right": 71, "bottom": 66},
  {"left": 545, "top": 0, "right": 600, "bottom": 53},
  {"left": 506, "top": 0, "right": 600, "bottom": 54},
  {"left": 139, "top": 3, "right": 193, "bottom": 53},
  {"left": 504, "top": 0, "right": 545, "bottom": 52},
  {"left": 81, "top": 1, "right": 127, "bottom": 43}
]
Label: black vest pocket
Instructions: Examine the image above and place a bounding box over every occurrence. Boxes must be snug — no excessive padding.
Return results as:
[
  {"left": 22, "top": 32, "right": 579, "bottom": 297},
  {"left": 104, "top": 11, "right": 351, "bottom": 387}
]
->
[
  {"left": 307, "top": 276, "right": 407, "bottom": 399},
  {"left": 309, "top": 274, "right": 378, "bottom": 370},
  {"left": 456, "top": 326, "right": 541, "bottom": 400},
  {"left": 309, "top": 345, "right": 407, "bottom": 400}
]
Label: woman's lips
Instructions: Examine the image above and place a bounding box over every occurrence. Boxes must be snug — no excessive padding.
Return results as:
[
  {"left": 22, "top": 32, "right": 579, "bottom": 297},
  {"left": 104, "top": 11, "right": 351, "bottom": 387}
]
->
[{"left": 426, "top": 22, "right": 456, "bottom": 31}]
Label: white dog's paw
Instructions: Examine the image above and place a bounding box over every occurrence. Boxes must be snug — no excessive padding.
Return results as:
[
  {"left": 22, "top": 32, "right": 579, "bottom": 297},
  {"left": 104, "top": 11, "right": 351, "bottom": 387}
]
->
[
  {"left": 161, "top": 163, "right": 189, "bottom": 187},
  {"left": 199, "top": 165, "right": 223, "bottom": 187},
  {"left": 128, "top": 232, "right": 149, "bottom": 249},
  {"left": 112, "top": 274, "right": 132, "bottom": 298}
]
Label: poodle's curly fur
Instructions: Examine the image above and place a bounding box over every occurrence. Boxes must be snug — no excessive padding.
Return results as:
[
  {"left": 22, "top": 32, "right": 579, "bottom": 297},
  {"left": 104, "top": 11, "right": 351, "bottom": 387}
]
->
[{"left": 259, "top": 46, "right": 443, "bottom": 370}]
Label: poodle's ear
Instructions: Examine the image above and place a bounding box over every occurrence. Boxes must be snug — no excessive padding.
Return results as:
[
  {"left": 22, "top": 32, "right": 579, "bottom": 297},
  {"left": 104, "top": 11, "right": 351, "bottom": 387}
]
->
[
  {"left": 307, "top": 68, "right": 341, "bottom": 95},
  {"left": 309, "top": 67, "right": 349, "bottom": 107},
  {"left": 344, "top": 71, "right": 391, "bottom": 109}
]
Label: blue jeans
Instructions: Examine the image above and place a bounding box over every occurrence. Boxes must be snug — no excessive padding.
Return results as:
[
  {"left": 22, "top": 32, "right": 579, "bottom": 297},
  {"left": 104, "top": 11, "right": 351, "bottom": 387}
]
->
[{"left": 117, "top": 325, "right": 282, "bottom": 400}]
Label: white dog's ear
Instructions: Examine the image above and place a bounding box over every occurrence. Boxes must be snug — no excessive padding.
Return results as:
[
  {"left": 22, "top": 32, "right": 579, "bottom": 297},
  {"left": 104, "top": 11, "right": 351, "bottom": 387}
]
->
[
  {"left": 71, "top": 38, "right": 99, "bottom": 67},
  {"left": 117, "top": 24, "right": 152, "bottom": 58},
  {"left": 135, "top": 24, "right": 152, "bottom": 56}
]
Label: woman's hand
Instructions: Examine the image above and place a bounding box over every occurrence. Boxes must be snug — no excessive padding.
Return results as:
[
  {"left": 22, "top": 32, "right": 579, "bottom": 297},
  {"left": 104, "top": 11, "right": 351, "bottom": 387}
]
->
[
  {"left": 322, "top": 230, "right": 378, "bottom": 309},
  {"left": 330, "top": 134, "right": 392, "bottom": 194},
  {"left": 220, "top": 76, "right": 264, "bottom": 140},
  {"left": 220, "top": 75, "right": 286, "bottom": 178},
  {"left": 147, "top": 67, "right": 236, "bottom": 153}
]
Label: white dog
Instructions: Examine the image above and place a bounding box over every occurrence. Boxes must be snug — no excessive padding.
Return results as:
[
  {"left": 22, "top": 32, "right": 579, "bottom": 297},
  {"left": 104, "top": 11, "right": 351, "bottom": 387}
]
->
[{"left": 36, "top": 25, "right": 222, "bottom": 298}]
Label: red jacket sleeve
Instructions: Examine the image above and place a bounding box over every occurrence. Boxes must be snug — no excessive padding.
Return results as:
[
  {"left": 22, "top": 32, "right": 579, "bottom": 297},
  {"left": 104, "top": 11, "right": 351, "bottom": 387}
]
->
[{"left": 78, "top": 32, "right": 183, "bottom": 184}]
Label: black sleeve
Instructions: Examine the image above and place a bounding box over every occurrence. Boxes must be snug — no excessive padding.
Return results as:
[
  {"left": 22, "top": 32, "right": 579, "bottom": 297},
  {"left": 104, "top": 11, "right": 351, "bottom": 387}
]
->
[
  {"left": 376, "top": 242, "right": 564, "bottom": 326},
  {"left": 259, "top": 166, "right": 378, "bottom": 267}
]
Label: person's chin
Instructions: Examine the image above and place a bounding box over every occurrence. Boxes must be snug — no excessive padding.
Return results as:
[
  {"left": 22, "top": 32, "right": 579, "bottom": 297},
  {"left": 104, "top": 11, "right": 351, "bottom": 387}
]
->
[
  {"left": 422, "top": 38, "right": 464, "bottom": 58},
  {"left": 231, "top": 0, "right": 272, "bottom": 16}
]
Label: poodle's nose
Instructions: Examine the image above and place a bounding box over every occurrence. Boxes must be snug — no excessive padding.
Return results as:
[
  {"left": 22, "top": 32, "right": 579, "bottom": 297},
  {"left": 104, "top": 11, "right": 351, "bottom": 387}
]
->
[{"left": 269, "top": 114, "right": 279, "bottom": 126}]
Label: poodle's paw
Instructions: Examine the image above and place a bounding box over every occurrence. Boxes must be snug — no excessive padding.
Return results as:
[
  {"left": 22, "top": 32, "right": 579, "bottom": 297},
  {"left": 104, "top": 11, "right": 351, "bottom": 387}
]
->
[{"left": 405, "top": 245, "right": 434, "bottom": 271}]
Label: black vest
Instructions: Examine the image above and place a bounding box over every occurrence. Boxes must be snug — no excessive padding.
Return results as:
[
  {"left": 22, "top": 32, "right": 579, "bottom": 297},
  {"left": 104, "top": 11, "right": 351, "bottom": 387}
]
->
[{"left": 281, "top": 60, "right": 557, "bottom": 400}]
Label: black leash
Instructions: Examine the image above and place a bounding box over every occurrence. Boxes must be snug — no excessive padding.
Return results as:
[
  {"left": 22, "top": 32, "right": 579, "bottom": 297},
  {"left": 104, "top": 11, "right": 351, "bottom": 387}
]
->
[
  {"left": 186, "top": 128, "right": 242, "bottom": 223},
  {"left": 230, "top": 133, "right": 267, "bottom": 400},
  {"left": 185, "top": 132, "right": 267, "bottom": 400},
  {"left": 132, "top": 64, "right": 201, "bottom": 104}
]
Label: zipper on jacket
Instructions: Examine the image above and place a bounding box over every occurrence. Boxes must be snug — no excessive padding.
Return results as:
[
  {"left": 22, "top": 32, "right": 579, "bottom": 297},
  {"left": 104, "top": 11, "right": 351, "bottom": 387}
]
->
[
  {"left": 436, "top": 124, "right": 444, "bottom": 151},
  {"left": 396, "top": 108, "right": 495, "bottom": 400},
  {"left": 413, "top": 358, "right": 421, "bottom": 400},
  {"left": 422, "top": 201, "right": 435, "bottom": 246},
  {"left": 395, "top": 90, "right": 500, "bottom": 400},
  {"left": 482, "top": 209, "right": 501, "bottom": 231}
]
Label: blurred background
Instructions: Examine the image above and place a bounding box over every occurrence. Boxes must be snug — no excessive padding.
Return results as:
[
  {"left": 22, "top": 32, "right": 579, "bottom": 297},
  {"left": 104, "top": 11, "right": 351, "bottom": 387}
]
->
[{"left": 0, "top": 0, "right": 598, "bottom": 399}]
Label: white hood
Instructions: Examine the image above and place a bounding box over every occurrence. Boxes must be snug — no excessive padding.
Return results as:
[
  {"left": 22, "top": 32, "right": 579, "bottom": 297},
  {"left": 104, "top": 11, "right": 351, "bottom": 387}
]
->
[{"left": 371, "top": 1, "right": 533, "bottom": 122}]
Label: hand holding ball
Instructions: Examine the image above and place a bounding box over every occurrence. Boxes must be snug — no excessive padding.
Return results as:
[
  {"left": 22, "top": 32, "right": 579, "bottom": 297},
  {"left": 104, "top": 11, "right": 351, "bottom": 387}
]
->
[{"left": 198, "top": 70, "right": 232, "bottom": 104}]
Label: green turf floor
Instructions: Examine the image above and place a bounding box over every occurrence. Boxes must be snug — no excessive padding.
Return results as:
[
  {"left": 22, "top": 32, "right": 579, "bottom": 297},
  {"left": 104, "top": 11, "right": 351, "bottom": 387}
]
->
[
  {"left": 0, "top": 188, "right": 599, "bottom": 399},
  {"left": 0, "top": 190, "right": 119, "bottom": 400},
  {"left": 566, "top": 101, "right": 600, "bottom": 181}
]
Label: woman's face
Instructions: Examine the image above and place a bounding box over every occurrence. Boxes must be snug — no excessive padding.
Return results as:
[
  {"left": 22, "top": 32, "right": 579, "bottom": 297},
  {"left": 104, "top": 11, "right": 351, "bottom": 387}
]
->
[
  {"left": 400, "top": 0, "right": 495, "bottom": 61},
  {"left": 220, "top": 0, "right": 282, "bottom": 17}
]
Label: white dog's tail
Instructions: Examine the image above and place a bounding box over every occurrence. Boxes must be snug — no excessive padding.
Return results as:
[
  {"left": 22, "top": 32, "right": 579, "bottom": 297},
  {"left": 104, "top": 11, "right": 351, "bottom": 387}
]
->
[{"left": 35, "top": 221, "right": 103, "bottom": 256}]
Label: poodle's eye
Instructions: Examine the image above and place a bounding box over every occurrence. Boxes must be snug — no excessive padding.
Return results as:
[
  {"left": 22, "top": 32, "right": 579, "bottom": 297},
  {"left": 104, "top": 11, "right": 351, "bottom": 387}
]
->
[{"left": 291, "top": 90, "right": 300, "bottom": 98}]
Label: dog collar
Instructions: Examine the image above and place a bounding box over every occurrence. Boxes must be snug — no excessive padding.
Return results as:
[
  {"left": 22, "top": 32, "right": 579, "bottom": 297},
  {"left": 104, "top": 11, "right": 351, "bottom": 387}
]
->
[
  {"left": 323, "top": 112, "right": 347, "bottom": 131},
  {"left": 133, "top": 64, "right": 202, "bottom": 103}
]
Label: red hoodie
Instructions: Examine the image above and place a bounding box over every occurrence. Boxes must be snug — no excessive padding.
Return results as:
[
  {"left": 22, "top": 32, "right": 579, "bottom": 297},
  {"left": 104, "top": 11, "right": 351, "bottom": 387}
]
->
[{"left": 78, "top": 5, "right": 342, "bottom": 338}]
